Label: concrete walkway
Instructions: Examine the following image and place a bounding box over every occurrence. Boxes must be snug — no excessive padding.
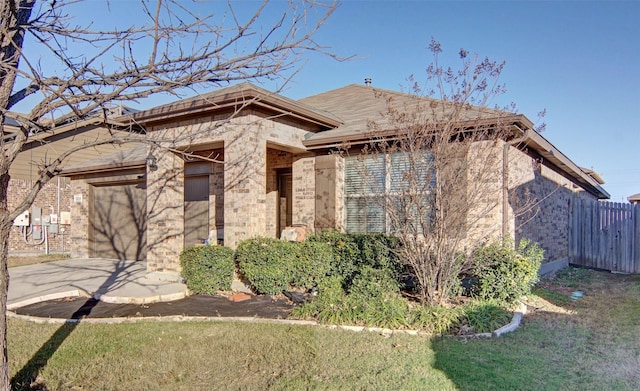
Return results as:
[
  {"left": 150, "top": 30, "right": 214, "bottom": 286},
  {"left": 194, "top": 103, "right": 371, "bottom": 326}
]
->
[{"left": 8, "top": 258, "right": 188, "bottom": 310}]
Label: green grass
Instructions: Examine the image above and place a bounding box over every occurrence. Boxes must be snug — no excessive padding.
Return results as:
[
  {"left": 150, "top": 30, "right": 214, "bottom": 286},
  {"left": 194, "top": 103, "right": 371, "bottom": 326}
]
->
[{"left": 8, "top": 267, "right": 640, "bottom": 390}]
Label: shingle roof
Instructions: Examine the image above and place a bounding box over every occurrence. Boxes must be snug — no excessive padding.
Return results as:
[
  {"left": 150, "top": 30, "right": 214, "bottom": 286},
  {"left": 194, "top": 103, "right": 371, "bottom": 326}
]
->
[
  {"left": 628, "top": 193, "right": 640, "bottom": 203},
  {"left": 62, "top": 144, "right": 147, "bottom": 176},
  {"left": 128, "top": 82, "right": 341, "bottom": 129},
  {"left": 299, "top": 84, "right": 503, "bottom": 147}
]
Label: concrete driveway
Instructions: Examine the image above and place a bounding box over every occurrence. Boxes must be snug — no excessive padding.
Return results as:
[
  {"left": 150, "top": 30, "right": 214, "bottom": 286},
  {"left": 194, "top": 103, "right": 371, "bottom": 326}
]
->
[{"left": 8, "top": 258, "right": 188, "bottom": 309}]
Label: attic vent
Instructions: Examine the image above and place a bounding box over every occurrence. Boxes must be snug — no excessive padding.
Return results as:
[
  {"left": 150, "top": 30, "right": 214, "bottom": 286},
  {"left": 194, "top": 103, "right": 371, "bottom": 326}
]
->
[{"left": 364, "top": 77, "right": 372, "bottom": 86}]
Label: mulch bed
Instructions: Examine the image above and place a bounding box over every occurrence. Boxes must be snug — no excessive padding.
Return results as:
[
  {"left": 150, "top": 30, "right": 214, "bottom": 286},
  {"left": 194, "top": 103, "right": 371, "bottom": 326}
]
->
[{"left": 12, "top": 294, "right": 294, "bottom": 320}]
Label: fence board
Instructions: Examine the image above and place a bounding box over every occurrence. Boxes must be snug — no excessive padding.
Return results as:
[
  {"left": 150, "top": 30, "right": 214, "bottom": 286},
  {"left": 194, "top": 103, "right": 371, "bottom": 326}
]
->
[{"left": 569, "top": 198, "right": 639, "bottom": 273}]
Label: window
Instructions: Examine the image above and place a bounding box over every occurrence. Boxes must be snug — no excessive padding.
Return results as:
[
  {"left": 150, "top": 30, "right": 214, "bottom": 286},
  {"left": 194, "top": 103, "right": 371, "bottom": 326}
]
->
[
  {"left": 345, "top": 154, "right": 386, "bottom": 233},
  {"left": 344, "top": 151, "right": 434, "bottom": 234}
]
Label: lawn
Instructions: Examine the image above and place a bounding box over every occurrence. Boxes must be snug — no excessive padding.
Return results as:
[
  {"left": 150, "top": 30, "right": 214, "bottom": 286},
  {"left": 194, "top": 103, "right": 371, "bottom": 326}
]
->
[{"left": 8, "top": 267, "right": 640, "bottom": 390}]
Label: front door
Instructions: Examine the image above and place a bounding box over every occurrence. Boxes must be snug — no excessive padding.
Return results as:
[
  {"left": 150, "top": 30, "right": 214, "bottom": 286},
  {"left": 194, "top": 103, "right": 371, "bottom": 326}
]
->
[
  {"left": 184, "top": 175, "right": 209, "bottom": 248},
  {"left": 278, "top": 171, "right": 293, "bottom": 234}
]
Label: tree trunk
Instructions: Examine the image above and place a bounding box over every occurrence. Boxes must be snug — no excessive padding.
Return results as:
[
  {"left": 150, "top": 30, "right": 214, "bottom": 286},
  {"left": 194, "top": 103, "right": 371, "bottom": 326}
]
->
[
  {"left": 0, "top": 172, "right": 12, "bottom": 390},
  {"left": 1, "top": 2, "right": 35, "bottom": 388}
]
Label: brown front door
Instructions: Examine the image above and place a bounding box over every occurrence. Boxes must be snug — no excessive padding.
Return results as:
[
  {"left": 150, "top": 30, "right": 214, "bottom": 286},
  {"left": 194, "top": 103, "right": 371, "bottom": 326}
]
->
[
  {"left": 184, "top": 175, "right": 210, "bottom": 248},
  {"left": 278, "top": 171, "right": 293, "bottom": 234}
]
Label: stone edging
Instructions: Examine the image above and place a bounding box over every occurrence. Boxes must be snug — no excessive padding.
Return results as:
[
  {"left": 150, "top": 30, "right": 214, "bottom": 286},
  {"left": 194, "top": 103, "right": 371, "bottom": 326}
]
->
[
  {"left": 7, "top": 298, "right": 527, "bottom": 338},
  {"left": 7, "top": 290, "right": 84, "bottom": 311},
  {"left": 7, "top": 289, "right": 189, "bottom": 310}
]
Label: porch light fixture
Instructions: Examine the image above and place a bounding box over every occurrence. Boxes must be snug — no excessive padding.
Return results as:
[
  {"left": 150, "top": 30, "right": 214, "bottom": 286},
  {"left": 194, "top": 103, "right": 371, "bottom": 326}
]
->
[{"left": 146, "top": 153, "right": 158, "bottom": 172}]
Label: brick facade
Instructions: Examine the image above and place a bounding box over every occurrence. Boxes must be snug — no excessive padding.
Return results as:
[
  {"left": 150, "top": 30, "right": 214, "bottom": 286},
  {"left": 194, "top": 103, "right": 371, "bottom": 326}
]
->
[
  {"left": 69, "top": 180, "right": 90, "bottom": 258},
  {"left": 8, "top": 178, "right": 73, "bottom": 254},
  {"left": 146, "top": 148, "right": 185, "bottom": 271},
  {"left": 507, "top": 145, "right": 596, "bottom": 262},
  {"left": 136, "top": 109, "right": 315, "bottom": 271},
  {"left": 314, "top": 154, "right": 345, "bottom": 231},
  {"left": 292, "top": 153, "right": 316, "bottom": 230},
  {"left": 59, "top": 85, "right": 606, "bottom": 274}
]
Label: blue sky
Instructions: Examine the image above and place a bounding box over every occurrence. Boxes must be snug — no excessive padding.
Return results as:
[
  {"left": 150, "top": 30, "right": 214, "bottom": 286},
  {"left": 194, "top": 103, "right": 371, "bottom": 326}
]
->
[
  {"left": 278, "top": 0, "right": 639, "bottom": 202},
  {"left": 17, "top": 0, "right": 640, "bottom": 201}
]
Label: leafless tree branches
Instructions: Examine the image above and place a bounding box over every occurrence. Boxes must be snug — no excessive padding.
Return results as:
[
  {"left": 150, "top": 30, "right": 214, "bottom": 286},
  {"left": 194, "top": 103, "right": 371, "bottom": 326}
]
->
[
  {"left": 0, "top": 0, "right": 339, "bottom": 387},
  {"left": 350, "top": 39, "right": 522, "bottom": 305}
]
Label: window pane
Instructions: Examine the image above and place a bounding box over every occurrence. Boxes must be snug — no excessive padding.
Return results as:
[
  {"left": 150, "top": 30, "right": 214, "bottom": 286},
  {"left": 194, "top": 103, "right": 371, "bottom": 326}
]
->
[
  {"left": 345, "top": 154, "right": 385, "bottom": 195},
  {"left": 389, "top": 151, "right": 434, "bottom": 193},
  {"left": 346, "top": 197, "right": 385, "bottom": 233}
]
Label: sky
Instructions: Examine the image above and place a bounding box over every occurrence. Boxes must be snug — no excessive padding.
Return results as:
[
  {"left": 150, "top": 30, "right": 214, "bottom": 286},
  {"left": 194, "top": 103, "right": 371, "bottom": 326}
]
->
[
  {"left": 278, "top": 0, "right": 640, "bottom": 202},
  {"left": 15, "top": 0, "right": 640, "bottom": 202}
]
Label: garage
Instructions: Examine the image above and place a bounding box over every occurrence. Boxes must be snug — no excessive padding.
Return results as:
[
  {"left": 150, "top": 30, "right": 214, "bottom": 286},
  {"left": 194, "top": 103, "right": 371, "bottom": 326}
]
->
[{"left": 89, "top": 181, "right": 147, "bottom": 261}]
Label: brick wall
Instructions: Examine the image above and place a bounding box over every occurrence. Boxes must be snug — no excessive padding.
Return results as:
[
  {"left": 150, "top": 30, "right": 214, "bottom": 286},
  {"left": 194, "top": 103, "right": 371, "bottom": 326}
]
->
[
  {"left": 292, "top": 153, "right": 316, "bottom": 230},
  {"left": 8, "top": 178, "right": 73, "bottom": 254},
  {"left": 146, "top": 148, "right": 185, "bottom": 272},
  {"left": 507, "top": 144, "right": 596, "bottom": 262},
  {"left": 314, "top": 153, "right": 345, "bottom": 231},
  {"left": 209, "top": 149, "right": 225, "bottom": 237},
  {"left": 462, "top": 140, "right": 505, "bottom": 249},
  {"left": 69, "top": 179, "right": 90, "bottom": 258}
]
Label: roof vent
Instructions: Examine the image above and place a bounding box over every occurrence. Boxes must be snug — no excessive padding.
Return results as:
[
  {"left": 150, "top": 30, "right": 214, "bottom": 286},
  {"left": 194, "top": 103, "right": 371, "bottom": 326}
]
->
[{"left": 364, "top": 77, "right": 372, "bottom": 86}]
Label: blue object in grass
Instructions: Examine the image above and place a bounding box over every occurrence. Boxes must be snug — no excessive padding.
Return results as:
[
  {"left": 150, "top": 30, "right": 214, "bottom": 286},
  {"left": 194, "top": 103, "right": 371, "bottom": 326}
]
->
[{"left": 571, "top": 290, "right": 584, "bottom": 301}]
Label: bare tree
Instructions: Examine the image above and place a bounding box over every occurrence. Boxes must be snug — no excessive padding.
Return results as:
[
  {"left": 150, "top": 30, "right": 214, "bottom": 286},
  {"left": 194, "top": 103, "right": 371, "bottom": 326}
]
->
[
  {"left": 0, "top": 0, "right": 338, "bottom": 387},
  {"left": 349, "top": 39, "right": 530, "bottom": 305}
]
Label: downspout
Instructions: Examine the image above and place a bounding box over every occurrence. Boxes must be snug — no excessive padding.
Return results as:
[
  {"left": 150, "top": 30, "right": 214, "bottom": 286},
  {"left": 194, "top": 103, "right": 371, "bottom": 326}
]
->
[
  {"left": 57, "top": 176, "right": 61, "bottom": 252},
  {"left": 57, "top": 177, "right": 60, "bottom": 217},
  {"left": 502, "top": 126, "right": 528, "bottom": 238},
  {"left": 502, "top": 143, "right": 509, "bottom": 238}
]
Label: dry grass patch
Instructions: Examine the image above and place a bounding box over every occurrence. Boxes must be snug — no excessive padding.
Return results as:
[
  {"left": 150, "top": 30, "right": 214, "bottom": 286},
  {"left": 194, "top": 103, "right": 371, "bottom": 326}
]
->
[
  {"left": 7, "top": 266, "right": 640, "bottom": 390},
  {"left": 8, "top": 320, "right": 456, "bottom": 390},
  {"left": 8, "top": 253, "right": 70, "bottom": 268},
  {"left": 533, "top": 267, "right": 640, "bottom": 386}
]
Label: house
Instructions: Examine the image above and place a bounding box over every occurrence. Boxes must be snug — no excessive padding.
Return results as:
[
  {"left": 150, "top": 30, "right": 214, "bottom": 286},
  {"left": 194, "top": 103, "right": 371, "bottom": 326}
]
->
[
  {"left": 629, "top": 193, "right": 640, "bottom": 204},
  {"left": 4, "top": 107, "right": 143, "bottom": 254},
  {"left": 61, "top": 83, "right": 609, "bottom": 273}
]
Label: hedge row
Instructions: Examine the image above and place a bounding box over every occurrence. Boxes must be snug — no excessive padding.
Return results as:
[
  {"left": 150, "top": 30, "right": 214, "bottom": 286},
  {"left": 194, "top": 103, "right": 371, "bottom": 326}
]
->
[
  {"left": 179, "top": 232, "right": 402, "bottom": 295},
  {"left": 180, "top": 233, "right": 543, "bottom": 311}
]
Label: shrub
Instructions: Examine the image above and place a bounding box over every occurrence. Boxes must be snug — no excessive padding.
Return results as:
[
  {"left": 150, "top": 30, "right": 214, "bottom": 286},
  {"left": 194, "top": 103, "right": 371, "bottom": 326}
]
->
[
  {"left": 236, "top": 238, "right": 334, "bottom": 294},
  {"left": 293, "top": 267, "right": 410, "bottom": 329},
  {"left": 236, "top": 238, "right": 293, "bottom": 294},
  {"left": 308, "top": 230, "right": 359, "bottom": 283},
  {"left": 346, "top": 267, "right": 410, "bottom": 328},
  {"left": 292, "top": 276, "right": 351, "bottom": 324},
  {"left": 309, "top": 231, "right": 402, "bottom": 287},
  {"left": 290, "top": 241, "right": 334, "bottom": 289},
  {"left": 469, "top": 238, "right": 543, "bottom": 303},
  {"left": 461, "top": 299, "right": 512, "bottom": 333},
  {"left": 179, "top": 246, "right": 235, "bottom": 294},
  {"left": 409, "top": 305, "right": 463, "bottom": 335},
  {"left": 353, "top": 233, "right": 401, "bottom": 273}
]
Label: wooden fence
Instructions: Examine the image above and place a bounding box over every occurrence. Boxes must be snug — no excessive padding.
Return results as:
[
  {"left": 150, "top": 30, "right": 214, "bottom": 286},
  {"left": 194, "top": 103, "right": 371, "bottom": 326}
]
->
[{"left": 569, "top": 198, "right": 640, "bottom": 273}]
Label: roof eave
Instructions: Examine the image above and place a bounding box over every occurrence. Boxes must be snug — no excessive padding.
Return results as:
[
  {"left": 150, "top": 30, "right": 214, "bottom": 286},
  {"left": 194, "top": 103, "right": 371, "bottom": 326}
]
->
[
  {"left": 303, "top": 114, "right": 533, "bottom": 149},
  {"left": 61, "top": 161, "right": 146, "bottom": 177},
  {"left": 522, "top": 129, "right": 610, "bottom": 199},
  {"left": 127, "top": 84, "right": 342, "bottom": 130},
  {"left": 3, "top": 116, "right": 139, "bottom": 143}
]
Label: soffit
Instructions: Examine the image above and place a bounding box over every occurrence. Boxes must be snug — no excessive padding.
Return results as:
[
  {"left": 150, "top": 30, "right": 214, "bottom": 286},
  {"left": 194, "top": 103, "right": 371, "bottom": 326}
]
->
[{"left": 126, "top": 82, "right": 341, "bottom": 130}]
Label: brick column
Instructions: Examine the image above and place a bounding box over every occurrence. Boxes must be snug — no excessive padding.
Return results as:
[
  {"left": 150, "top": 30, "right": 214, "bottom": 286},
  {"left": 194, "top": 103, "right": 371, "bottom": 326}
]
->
[
  {"left": 69, "top": 180, "right": 91, "bottom": 258},
  {"left": 292, "top": 154, "right": 316, "bottom": 231},
  {"left": 146, "top": 149, "right": 185, "bottom": 272},
  {"left": 314, "top": 154, "right": 345, "bottom": 231},
  {"left": 223, "top": 134, "right": 266, "bottom": 248}
]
